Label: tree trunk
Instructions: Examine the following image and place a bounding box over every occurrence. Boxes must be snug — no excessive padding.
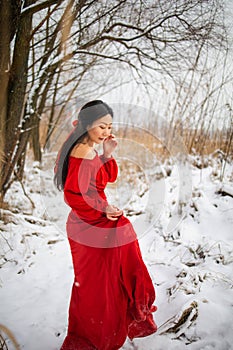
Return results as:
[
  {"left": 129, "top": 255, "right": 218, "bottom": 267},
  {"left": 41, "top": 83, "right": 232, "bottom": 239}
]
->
[
  {"left": 0, "top": 0, "right": 33, "bottom": 199},
  {"left": 31, "top": 116, "right": 42, "bottom": 162},
  {"left": 0, "top": 1, "right": 13, "bottom": 202}
]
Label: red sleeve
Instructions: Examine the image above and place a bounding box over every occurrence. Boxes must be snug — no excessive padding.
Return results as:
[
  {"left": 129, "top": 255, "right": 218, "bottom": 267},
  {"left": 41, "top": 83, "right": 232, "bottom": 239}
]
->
[
  {"left": 99, "top": 155, "right": 118, "bottom": 182},
  {"left": 64, "top": 161, "right": 108, "bottom": 221}
]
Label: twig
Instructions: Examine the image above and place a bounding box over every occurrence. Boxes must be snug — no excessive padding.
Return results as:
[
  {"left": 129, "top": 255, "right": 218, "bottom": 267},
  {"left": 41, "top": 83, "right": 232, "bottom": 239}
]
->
[
  {"left": 0, "top": 232, "right": 13, "bottom": 251},
  {"left": 13, "top": 172, "right": 35, "bottom": 209},
  {"left": 0, "top": 324, "right": 20, "bottom": 350},
  {"left": 216, "top": 188, "right": 233, "bottom": 198}
]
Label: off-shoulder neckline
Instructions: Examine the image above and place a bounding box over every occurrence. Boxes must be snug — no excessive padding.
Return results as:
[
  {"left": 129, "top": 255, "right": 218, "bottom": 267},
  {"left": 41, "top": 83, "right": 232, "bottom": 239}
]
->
[{"left": 69, "top": 150, "right": 98, "bottom": 161}]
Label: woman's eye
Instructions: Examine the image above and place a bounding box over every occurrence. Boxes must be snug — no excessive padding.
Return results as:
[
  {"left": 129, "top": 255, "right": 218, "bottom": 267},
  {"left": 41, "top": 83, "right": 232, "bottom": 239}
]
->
[{"left": 99, "top": 125, "right": 112, "bottom": 130}]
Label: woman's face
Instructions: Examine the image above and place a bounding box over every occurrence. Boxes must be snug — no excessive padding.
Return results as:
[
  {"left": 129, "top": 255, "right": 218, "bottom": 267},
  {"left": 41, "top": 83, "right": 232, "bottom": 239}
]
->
[{"left": 87, "top": 114, "right": 112, "bottom": 144}]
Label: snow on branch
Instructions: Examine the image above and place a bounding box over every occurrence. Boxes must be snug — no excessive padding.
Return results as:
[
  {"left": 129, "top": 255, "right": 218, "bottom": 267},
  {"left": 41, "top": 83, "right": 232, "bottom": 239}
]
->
[{"left": 21, "top": 0, "right": 63, "bottom": 17}]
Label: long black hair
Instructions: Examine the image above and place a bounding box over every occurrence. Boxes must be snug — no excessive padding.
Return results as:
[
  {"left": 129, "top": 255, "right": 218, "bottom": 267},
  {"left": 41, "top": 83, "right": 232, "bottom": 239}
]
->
[{"left": 54, "top": 100, "right": 113, "bottom": 191}]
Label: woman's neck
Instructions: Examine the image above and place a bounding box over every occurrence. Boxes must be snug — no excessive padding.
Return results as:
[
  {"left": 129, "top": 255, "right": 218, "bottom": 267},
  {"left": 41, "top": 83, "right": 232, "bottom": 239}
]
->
[{"left": 86, "top": 139, "right": 95, "bottom": 148}]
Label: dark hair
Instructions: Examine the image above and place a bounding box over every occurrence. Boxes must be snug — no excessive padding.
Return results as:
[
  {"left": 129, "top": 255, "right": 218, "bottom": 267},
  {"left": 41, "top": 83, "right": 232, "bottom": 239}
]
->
[{"left": 54, "top": 100, "right": 113, "bottom": 191}]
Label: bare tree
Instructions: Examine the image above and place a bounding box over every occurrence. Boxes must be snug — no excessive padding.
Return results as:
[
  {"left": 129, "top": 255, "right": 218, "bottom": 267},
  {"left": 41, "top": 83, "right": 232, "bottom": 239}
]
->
[{"left": 0, "top": 0, "right": 227, "bottom": 201}]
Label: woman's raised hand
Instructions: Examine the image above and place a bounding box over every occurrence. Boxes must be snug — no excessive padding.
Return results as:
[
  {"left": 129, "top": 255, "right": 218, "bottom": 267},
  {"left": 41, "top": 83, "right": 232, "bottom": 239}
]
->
[
  {"left": 103, "top": 134, "right": 118, "bottom": 157},
  {"left": 106, "top": 204, "right": 123, "bottom": 221}
]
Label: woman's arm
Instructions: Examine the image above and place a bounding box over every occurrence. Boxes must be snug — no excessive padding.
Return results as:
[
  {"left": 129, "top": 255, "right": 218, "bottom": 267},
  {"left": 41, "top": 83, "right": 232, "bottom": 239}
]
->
[
  {"left": 64, "top": 159, "right": 122, "bottom": 221},
  {"left": 99, "top": 155, "right": 118, "bottom": 183},
  {"left": 100, "top": 134, "right": 118, "bottom": 182},
  {"left": 64, "top": 160, "right": 108, "bottom": 221}
]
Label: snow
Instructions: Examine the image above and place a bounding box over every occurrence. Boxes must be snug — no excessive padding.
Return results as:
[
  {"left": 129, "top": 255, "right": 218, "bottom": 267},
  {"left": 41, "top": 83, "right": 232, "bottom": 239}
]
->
[
  {"left": 0, "top": 153, "right": 233, "bottom": 350},
  {"left": 20, "top": 0, "right": 59, "bottom": 16}
]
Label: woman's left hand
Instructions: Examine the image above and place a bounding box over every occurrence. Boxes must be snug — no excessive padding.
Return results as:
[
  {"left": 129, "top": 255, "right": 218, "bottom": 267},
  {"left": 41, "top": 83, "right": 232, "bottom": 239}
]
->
[
  {"left": 103, "top": 134, "right": 118, "bottom": 157},
  {"left": 106, "top": 204, "right": 123, "bottom": 221}
]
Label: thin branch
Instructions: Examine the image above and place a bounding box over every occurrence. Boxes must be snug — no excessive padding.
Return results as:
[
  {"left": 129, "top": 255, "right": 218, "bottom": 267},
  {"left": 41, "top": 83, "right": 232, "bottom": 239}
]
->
[
  {"left": 20, "top": 0, "right": 63, "bottom": 17},
  {"left": 13, "top": 171, "right": 35, "bottom": 209}
]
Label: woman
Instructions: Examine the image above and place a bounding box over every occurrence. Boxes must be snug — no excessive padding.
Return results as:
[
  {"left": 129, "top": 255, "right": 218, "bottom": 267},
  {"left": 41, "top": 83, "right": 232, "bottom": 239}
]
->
[{"left": 54, "top": 100, "right": 157, "bottom": 350}]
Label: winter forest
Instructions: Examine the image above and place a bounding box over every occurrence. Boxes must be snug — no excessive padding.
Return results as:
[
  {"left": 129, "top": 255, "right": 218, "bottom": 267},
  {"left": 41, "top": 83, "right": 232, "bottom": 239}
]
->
[{"left": 0, "top": 0, "right": 233, "bottom": 349}]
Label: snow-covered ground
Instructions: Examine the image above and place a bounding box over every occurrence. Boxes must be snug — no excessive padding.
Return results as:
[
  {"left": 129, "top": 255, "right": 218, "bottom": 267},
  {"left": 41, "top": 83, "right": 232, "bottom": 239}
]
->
[{"left": 0, "top": 152, "right": 233, "bottom": 350}]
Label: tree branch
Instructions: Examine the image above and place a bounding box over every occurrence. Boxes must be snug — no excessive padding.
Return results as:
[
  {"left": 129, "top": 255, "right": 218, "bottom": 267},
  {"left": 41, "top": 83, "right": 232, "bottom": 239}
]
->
[{"left": 20, "top": 0, "right": 63, "bottom": 17}]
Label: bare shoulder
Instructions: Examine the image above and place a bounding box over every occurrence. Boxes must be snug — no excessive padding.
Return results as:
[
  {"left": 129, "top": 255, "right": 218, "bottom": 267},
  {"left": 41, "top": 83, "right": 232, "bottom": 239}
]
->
[{"left": 70, "top": 144, "right": 96, "bottom": 160}]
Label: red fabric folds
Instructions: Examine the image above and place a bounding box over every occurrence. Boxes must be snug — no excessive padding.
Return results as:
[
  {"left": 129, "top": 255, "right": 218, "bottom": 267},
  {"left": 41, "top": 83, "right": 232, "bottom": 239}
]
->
[{"left": 61, "top": 152, "right": 157, "bottom": 350}]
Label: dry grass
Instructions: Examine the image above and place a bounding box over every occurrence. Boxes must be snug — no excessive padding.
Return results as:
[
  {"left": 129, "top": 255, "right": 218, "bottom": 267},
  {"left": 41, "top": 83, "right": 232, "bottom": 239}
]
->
[{"left": 39, "top": 114, "right": 232, "bottom": 162}]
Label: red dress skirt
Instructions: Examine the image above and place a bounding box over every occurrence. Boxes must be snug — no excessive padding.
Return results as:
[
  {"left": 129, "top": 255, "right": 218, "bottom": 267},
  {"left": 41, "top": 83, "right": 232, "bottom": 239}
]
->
[{"left": 60, "top": 152, "right": 157, "bottom": 350}]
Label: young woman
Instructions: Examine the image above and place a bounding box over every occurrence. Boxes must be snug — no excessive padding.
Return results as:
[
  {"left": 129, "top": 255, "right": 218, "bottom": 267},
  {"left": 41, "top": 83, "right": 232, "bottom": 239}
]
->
[{"left": 54, "top": 100, "right": 157, "bottom": 350}]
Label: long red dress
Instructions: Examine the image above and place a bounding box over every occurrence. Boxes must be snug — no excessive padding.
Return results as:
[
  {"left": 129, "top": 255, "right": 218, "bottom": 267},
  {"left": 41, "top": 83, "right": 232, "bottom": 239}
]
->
[{"left": 60, "top": 151, "right": 157, "bottom": 350}]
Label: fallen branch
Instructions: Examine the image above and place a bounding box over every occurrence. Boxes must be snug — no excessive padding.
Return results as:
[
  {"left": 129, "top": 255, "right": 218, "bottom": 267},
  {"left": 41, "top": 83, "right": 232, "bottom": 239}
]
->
[
  {"left": 216, "top": 184, "right": 233, "bottom": 198},
  {"left": 158, "top": 301, "right": 198, "bottom": 336},
  {"left": 0, "top": 324, "right": 20, "bottom": 350}
]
